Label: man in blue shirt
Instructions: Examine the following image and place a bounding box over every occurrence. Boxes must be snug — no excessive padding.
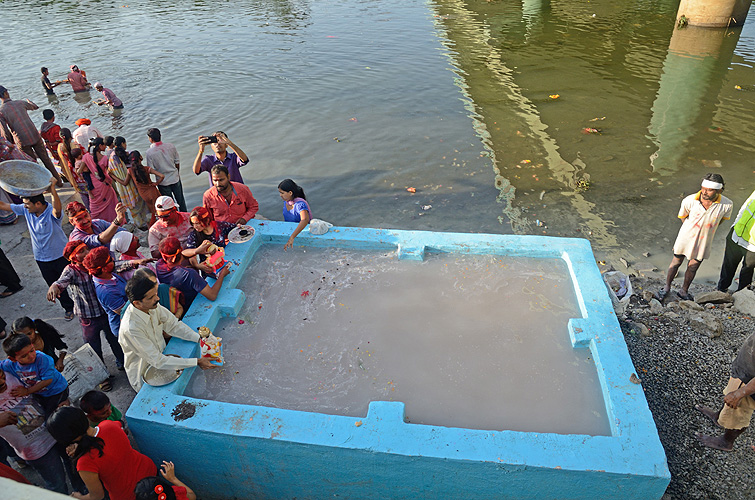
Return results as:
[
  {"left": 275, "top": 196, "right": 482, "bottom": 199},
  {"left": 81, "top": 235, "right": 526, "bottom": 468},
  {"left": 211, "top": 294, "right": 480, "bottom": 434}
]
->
[
  {"left": 82, "top": 248, "right": 128, "bottom": 370},
  {"left": 0, "top": 178, "right": 74, "bottom": 319}
]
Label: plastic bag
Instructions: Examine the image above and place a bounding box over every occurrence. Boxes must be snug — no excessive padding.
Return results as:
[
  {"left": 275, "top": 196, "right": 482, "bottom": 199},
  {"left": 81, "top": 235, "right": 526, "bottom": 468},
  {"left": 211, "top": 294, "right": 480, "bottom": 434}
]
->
[
  {"left": 61, "top": 344, "right": 110, "bottom": 402},
  {"left": 603, "top": 270, "right": 633, "bottom": 316},
  {"left": 309, "top": 218, "right": 333, "bottom": 235}
]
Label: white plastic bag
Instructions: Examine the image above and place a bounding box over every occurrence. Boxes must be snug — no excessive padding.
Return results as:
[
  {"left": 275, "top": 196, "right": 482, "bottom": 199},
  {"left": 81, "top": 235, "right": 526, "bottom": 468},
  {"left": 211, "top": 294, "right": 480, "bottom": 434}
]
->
[
  {"left": 61, "top": 344, "right": 110, "bottom": 402},
  {"left": 603, "top": 270, "right": 633, "bottom": 317},
  {"left": 308, "top": 218, "right": 333, "bottom": 235}
]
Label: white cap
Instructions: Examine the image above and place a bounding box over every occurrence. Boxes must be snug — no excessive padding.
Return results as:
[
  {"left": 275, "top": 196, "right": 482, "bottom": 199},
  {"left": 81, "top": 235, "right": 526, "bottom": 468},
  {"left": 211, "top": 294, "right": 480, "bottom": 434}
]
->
[
  {"left": 155, "top": 196, "right": 176, "bottom": 212},
  {"left": 110, "top": 231, "right": 134, "bottom": 254}
]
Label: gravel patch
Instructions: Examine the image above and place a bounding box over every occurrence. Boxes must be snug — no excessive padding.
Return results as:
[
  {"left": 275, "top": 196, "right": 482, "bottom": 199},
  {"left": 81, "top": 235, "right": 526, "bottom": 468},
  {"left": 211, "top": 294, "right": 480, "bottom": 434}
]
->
[{"left": 621, "top": 275, "right": 755, "bottom": 500}]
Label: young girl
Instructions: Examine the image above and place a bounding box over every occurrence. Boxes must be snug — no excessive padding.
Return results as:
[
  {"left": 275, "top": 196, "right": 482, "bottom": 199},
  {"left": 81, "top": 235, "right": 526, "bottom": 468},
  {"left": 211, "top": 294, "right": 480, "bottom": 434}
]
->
[
  {"left": 108, "top": 137, "right": 151, "bottom": 229},
  {"left": 186, "top": 206, "right": 236, "bottom": 250},
  {"left": 127, "top": 150, "right": 164, "bottom": 226},
  {"left": 134, "top": 461, "right": 197, "bottom": 500},
  {"left": 278, "top": 178, "right": 311, "bottom": 251},
  {"left": 83, "top": 137, "right": 118, "bottom": 221},
  {"left": 11, "top": 317, "right": 68, "bottom": 372}
]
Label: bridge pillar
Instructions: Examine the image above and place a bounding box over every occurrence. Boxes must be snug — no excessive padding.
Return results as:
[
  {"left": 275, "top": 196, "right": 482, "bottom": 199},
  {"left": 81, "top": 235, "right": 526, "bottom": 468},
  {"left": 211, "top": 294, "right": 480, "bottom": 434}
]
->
[{"left": 676, "top": 0, "right": 752, "bottom": 27}]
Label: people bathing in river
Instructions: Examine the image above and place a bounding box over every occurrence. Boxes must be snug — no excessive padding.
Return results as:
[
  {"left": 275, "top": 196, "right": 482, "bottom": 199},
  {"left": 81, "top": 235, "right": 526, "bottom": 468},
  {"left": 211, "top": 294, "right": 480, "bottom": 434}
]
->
[
  {"left": 128, "top": 150, "right": 164, "bottom": 226},
  {"left": 118, "top": 271, "right": 217, "bottom": 392},
  {"left": 717, "top": 186, "right": 755, "bottom": 293},
  {"left": 193, "top": 131, "right": 249, "bottom": 185},
  {"left": 202, "top": 164, "right": 259, "bottom": 224},
  {"left": 145, "top": 128, "right": 186, "bottom": 212},
  {"left": 659, "top": 174, "right": 732, "bottom": 302},
  {"left": 66, "top": 65, "right": 91, "bottom": 93},
  {"left": 279, "top": 178, "right": 311, "bottom": 251},
  {"left": 94, "top": 82, "right": 123, "bottom": 109},
  {"left": 41, "top": 67, "right": 63, "bottom": 96},
  {"left": 156, "top": 237, "right": 230, "bottom": 308},
  {"left": 46, "top": 405, "right": 156, "bottom": 500}
]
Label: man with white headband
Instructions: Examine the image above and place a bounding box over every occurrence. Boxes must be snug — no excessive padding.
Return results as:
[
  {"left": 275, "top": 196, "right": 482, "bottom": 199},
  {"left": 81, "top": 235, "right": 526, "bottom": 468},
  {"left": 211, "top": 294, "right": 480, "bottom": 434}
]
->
[{"left": 659, "top": 173, "right": 732, "bottom": 301}]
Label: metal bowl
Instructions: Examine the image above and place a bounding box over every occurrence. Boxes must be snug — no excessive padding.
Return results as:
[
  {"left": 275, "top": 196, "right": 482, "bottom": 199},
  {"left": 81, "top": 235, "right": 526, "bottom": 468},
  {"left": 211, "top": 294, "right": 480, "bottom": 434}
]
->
[
  {"left": 142, "top": 355, "right": 185, "bottom": 387},
  {"left": 0, "top": 160, "right": 51, "bottom": 197}
]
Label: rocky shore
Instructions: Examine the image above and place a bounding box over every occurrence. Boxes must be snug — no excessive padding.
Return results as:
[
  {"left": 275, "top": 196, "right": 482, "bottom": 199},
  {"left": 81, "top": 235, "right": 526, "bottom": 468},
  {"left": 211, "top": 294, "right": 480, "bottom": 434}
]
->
[{"left": 617, "top": 272, "right": 755, "bottom": 500}]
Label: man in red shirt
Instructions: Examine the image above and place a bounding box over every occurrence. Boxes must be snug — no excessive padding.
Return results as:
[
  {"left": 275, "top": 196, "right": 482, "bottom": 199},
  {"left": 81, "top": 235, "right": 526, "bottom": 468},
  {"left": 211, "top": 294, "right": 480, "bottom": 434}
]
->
[{"left": 202, "top": 164, "right": 259, "bottom": 224}]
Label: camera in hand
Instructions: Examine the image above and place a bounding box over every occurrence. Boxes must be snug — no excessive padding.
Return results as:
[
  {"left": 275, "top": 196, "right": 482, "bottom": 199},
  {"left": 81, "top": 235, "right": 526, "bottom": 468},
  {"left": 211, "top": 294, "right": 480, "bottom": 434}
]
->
[{"left": 201, "top": 135, "right": 218, "bottom": 144}]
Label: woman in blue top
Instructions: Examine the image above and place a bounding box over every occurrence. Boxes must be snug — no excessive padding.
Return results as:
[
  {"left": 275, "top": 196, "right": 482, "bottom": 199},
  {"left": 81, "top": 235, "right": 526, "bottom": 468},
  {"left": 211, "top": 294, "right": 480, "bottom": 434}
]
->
[{"left": 278, "top": 179, "right": 311, "bottom": 251}]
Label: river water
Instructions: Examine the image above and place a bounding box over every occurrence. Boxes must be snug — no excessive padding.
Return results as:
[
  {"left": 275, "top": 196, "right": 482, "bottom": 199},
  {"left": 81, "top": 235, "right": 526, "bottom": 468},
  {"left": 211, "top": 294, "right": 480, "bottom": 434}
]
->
[{"left": 2, "top": 0, "right": 754, "bottom": 277}]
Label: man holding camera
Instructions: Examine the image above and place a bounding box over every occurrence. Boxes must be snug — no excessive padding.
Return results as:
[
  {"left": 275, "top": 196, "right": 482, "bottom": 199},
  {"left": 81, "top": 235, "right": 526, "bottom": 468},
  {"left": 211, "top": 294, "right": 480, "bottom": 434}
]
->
[{"left": 192, "top": 131, "right": 249, "bottom": 185}]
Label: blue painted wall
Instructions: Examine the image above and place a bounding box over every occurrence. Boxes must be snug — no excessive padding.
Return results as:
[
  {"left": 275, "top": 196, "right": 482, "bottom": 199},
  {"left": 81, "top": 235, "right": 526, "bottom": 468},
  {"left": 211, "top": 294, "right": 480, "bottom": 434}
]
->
[{"left": 127, "top": 222, "right": 670, "bottom": 500}]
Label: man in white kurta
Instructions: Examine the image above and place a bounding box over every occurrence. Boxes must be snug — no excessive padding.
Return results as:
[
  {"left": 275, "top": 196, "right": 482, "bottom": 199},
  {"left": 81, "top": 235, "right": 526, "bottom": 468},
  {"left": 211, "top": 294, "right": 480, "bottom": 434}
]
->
[
  {"left": 661, "top": 174, "right": 733, "bottom": 301},
  {"left": 118, "top": 274, "right": 215, "bottom": 391}
]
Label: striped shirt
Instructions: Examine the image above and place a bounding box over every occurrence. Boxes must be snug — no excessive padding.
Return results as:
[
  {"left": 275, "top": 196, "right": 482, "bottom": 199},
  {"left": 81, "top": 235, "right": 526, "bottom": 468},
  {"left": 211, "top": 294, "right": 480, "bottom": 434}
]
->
[
  {"left": 0, "top": 98, "right": 41, "bottom": 146},
  {"left": 54, "top": 265, "right": 107, "bottom": 319}
]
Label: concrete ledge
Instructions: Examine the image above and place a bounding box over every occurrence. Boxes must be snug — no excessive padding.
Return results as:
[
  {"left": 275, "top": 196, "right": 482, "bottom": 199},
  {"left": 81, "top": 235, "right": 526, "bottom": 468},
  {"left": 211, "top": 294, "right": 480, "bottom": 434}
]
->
[{"left": 127, "top": 222, "right": 670, "bottom": 500}]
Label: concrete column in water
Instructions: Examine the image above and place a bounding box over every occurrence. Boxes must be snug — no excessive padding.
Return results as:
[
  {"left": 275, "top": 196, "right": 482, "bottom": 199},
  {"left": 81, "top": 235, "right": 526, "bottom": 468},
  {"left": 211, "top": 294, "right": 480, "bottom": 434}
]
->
[
  {"left": 648, "top": 25, "right": 740, "bottom": 174},
  {"left": 676, "top": 0, "right": 752, "bottom": 27}
]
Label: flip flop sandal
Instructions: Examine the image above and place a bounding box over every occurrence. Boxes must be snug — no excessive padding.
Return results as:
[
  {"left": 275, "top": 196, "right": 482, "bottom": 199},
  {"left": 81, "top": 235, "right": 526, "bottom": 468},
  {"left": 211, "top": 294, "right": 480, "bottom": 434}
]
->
[
  {"left": 0, "top": 286, "right": 23, "bottom": 298},
  {"left": 64, "top": 311, "right": 75, "bottom": 321},
  {"left": 676, "top": 291, "right": 694, "bottom": 301},
  {"left": 99, "top": 379, "right": 113, "bottom": 392},
  {"left": 656, "top": 289, "right": 668, "bottom": 301}
]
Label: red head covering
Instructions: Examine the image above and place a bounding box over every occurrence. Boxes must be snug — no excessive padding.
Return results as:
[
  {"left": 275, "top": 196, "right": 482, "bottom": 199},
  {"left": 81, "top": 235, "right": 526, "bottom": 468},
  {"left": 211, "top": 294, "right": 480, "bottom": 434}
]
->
[
  {"left": 159, "top": 237, "right": 183, "bottom": 266},
  {"left": 63, "top": 240, "right": 88, "bottom": 262},
  {"left": 190, "top": 206, "right": 214, "bottom": 225},
  {"left": 65, "top": 201, "right": 88, "bottom": 220},
  {"left": 75, "top": 118, "right": 91, "bottom": 126},
  {"left": 82, "top": 246, "right": 112, "bottom": 276}
]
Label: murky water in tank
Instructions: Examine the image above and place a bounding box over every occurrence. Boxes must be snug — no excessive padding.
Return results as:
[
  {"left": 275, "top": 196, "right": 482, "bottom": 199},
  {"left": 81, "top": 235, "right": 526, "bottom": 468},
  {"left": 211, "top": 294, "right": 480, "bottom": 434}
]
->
[{"left": 186, "top": 245, "right": 610, "bottom": 436}]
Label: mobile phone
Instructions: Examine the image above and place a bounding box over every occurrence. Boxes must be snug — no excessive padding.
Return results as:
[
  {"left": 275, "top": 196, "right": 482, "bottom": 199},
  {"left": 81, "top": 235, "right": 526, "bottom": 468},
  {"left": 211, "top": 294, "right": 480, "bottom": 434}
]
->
[{"left": 201, "top": 135, "right": 218, "bottom": 144}]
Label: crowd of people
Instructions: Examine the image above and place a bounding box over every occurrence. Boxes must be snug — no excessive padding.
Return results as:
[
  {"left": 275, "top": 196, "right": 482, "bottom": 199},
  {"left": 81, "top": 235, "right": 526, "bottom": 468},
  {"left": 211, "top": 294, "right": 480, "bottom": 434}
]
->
[{"left": 0, "top": 69, "right": 314, "bottom": 498}]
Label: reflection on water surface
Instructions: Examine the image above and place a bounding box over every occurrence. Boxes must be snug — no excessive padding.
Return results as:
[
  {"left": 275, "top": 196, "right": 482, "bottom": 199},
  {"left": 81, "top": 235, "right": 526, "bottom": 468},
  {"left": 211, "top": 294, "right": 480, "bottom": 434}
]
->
[{"left": 1, "top": 0, "right": 754, "bottom": 277}]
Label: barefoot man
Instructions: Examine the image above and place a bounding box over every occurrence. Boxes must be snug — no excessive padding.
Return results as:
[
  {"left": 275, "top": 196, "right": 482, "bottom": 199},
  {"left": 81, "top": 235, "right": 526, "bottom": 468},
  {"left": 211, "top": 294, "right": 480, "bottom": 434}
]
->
[
  {"left": 659, "top": 173, "right": 732, "bottom": 301},
  {"left": 696, "top": 332, "right": 755, "bottom": 451}
]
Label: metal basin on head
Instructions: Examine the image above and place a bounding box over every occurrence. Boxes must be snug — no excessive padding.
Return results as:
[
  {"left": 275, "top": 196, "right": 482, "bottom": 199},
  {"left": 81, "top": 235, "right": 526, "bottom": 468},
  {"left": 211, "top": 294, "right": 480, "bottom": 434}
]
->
[{"left": 127, "top": 221, "right": 670, "bottom": 500}]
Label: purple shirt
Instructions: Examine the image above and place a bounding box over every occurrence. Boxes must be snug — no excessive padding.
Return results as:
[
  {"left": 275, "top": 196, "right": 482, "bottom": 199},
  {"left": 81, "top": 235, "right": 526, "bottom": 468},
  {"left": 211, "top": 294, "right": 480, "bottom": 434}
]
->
[
  {"left": 99, "top": 87, "right": 122, "bottom": 107},
  {"left": 198, "top": 152, "right": 248, "bottom": 185},
  {"left": 155, "top": 260, "right": 207, "bottom": 308},
  {"left": 70, "top": 219, "right": 125, "bottom": 249}
]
